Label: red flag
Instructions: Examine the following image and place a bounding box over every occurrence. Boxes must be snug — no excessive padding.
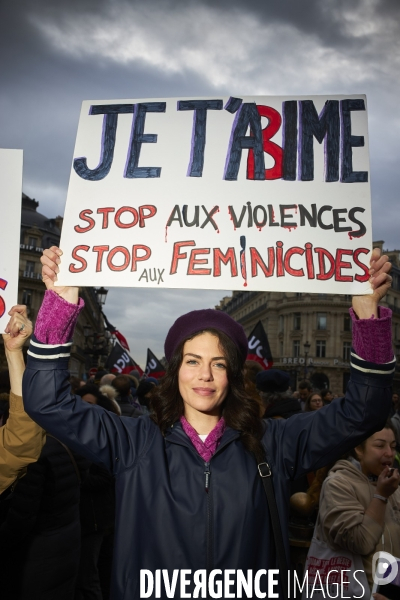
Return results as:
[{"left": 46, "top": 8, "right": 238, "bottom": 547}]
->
[
  {"left": 247, "top": 321, "right": 273, "bottom": 370},
  {"left": 102, "top": 311, "right": 130, "bottom": 351},
  {"left": 145, "top": 349, "right": 165, "bottom": 379},
  {"left": 105, "top": 341, "right": 143, "bottom": 375}
]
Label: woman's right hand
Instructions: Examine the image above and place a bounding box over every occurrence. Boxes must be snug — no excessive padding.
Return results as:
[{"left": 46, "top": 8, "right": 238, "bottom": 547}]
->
[
  {"left": 40, "top": 246, "right": 79, "bottom": 305},
  {"left": 376, "top": 466, "right": 400, "bottom": 499}
]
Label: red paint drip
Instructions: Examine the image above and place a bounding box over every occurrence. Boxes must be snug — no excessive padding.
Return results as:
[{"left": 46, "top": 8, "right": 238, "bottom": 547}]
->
[{"left": 165, "top": 225, "right": 168, "bottom": 243}]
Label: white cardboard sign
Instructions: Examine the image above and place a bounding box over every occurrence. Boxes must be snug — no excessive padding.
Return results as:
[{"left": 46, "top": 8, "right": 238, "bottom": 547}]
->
[
  {"left": 58, "top": 95, "right": 372, "bottom": 294},
  {"left": 0, "top": 149, "right": 23, "bottom": 330}
]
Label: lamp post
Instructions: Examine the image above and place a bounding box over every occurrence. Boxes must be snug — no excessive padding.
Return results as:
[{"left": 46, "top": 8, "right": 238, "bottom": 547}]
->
[
  {"left": 303, "top": 340, "right": 311, "bottom": 380},
  {"left": 95, "top": 286, "right": 108, "bottom": 307}
]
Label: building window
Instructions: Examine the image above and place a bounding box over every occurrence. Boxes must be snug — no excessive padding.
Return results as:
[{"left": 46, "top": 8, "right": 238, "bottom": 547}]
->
[
  {"left": 344, "top": 314, "right": 352, "bottom": 332},
  {"left": 296, "top": 293, "right": 302, "bottom": 298},
  {"left": 279, "top": 341, "right": 283, "bottom": 357},
  {"left": 317, "top": 313, "right": 327, "bottom": 330},
  {"left": 343, "top": 342, "right": 352, "bottom": 361},
  {"left": 22, "top": 289, "right": 33, "bottom": 306},
  {"left": 293, "top": 340, "right": 300, "bottom": 357},
  {"left": 316, "top": 340, "right": 326, "bottom": 358},
  {"left": 26, "top": 260, "right": 35, "bottom": 274},
  {"left": 293, "top": 313, "right": 301, "bottom": 330},
  {"left": 28, "top": 237, "right": 37, "bottom": 247},
  {"left": 279, "top": 315, "right": 284, "bottom": 333}
]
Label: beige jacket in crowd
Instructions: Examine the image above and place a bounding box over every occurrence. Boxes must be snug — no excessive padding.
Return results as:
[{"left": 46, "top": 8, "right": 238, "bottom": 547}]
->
[
  {"left": 316, "top": 458, "right": 400, "bottom": 588},
  {"left": 0, "top": 392, "right": 45, "bottom": 493}
]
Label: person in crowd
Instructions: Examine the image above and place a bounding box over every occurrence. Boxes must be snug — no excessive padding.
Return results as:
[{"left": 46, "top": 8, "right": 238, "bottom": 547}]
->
[
  {"left": 15, "top": 245, "right": 394, "bottom": 599},
  {"left": 256, "top": 369, "right": 301, "bottom": 420},
  {"left": 79, "top": 383, "right": 121, "bottom": 416},
  {"left": 304, "top": 391, "right": 324, "bottom": 412},
  {"left": 320, "top": 388, "right": 334, "bottom": 405},
  {"left": 315, "top": 422, "right": 400, "bottom": 592},
  {"left": 390, "top": 391, "right": 399, "bottom": 418},
  {"left": 136, "top": 380, "right": 156, "bottom": 415},
  {"left": 75, "top": 389, "right": 117, "bottom": 600},
  {"left": 1, "top": 309, "right": 88, "bottom": 600},
  {"left": 112, "top": 375, "right": 143, "bottom": 417},
  {"left": 0, "top": 306, "right": 45, "bottom": 494},
  {"left": 298, "top": 379, "right": 312, "bottom": 411},
  {"left": 100, "top": 373, "right": 116, "bottom": 387}
]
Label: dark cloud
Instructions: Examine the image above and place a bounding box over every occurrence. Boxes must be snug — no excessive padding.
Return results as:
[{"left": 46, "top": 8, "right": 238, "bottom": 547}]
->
[{"left": 1, "top": 0, "right": 399, "bottom": 359}]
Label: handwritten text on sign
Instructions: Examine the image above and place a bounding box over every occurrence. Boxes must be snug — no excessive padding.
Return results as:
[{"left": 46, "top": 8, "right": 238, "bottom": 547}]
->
[{"left": 57, "top": 95, "right": 372, "bottom": 294}]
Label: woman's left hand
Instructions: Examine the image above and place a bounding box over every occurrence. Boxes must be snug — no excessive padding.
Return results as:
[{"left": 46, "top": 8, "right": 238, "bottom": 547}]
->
[
  {"left": 2, "top": 305, "right": 33, "bottom": 351},
  {"left": 352, "top": 248, "right": 392, "bottom": 319}
]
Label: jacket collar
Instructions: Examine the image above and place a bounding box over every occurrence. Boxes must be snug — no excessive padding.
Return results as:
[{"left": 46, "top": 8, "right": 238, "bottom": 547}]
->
[{"left": 165, "top": 420, "right": 241, "bottom": 457}]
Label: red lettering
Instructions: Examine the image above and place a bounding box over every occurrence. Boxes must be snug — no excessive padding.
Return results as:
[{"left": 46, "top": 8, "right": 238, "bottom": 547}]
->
[
  {"left": 188, "top": 249, "right": 211, "bottom": 275},
  {"left": 335, "top": 248, "right": 353, "bottom": 282},
  {"left": 250, "top": 247, "right": 275, "bottom": 278},
  {"left": 69, "top": 245, "right": 89, "bottom": 273},
  {"left": 284, "top": 247, "right": 304, "bottom": 277},
  {"left": 139, "top": 205, "right": 157, "bottom": 228},
  {"left": 276, "top": 241, "right": 284, "bottom": 277},
  {"left": 107, "top": 247, "right": 130, "bottom": 271},
  {"left": 314, "top": 247, "right": 335, "bottom": 280},
  {"left": 213, "top": 248, "right": 238, "bottom": 277},
  {"left": 247, "top": 105, "right": 283, "bottom": 180},
  {"left": 74, "top": 210, "right": 95, "bottom": 233},
  {"left": 92, "top": 245, "right": 109, "bottom": 272},
  {"left": 115, "top": 206, "right": 138, "bottom": 229},
  {"left": 97, "top": 207, "right": 115, "bottom": 229},
  {"left": 170, "top": 241, "right": 196, "bottom": 275},
  {"left": 0, "top": 278, "right": 7, "bottom": 318},
  {"left": 353, "top": 247, "right": 370, "bottom": 282},
  {"left": 305, "top": 242, "right": 315, "bottom": 279},
  {"left": 131, "top": 245, "right": 151, "bottom": 271}
]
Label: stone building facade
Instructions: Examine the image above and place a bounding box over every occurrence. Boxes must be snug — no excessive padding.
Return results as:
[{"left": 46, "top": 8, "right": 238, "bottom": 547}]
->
[
  {"left": 217, "top": 241, "right": 400, "bottom": 394},
  {"left": 0, "top": 193, "right": 110, "bottom": 377}
]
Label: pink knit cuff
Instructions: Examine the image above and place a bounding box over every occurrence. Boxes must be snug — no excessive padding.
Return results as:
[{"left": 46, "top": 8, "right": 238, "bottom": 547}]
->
[
  {"left": 35, "top": 290, "right": 84, "bottom": 344},
  {"left": 350, "top": 306, "right": 393, "bottom": 364}
]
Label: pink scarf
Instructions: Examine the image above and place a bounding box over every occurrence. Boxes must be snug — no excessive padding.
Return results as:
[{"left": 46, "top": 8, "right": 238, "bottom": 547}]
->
[{"left": 180, "top": 415, "right": 226, "bottom": 463}]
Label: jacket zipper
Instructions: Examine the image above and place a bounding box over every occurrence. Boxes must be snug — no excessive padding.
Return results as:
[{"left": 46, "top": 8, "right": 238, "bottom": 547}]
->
[{"left": 204, "top": 461, "right": 213, "bottom": 583}]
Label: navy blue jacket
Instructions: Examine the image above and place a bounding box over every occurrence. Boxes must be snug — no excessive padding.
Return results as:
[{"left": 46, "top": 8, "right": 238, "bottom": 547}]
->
[{"left": 23, "top": 337, "right": 394, "bottom": 599}]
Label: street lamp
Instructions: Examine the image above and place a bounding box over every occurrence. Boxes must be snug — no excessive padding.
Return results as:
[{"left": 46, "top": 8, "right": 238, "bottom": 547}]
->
[
  {"left": 95, "top": 286, "right": 108, "bottom": 307},
  {"left": 303, "top": 340, "right": 311, "bottom": 379}
]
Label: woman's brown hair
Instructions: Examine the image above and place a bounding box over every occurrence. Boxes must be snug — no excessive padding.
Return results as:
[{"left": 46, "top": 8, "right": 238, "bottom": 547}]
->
[{"left": 150, "top": 328, "right": 266, "bottom": 462}]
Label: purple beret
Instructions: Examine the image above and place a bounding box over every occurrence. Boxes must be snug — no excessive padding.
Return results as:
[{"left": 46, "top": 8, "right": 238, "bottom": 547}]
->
[{"left": 164, "top": 309, "right": 248, "bottom": 364}]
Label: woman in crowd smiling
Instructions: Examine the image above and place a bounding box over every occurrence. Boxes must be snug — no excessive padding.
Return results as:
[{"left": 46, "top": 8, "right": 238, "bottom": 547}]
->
[{"left": 5, "top": 246, "right": 394, "bottom": 599}]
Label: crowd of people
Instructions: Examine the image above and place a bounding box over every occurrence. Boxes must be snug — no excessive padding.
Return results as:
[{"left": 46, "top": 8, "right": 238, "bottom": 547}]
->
[{"left": 0, "top": 245, "right": 398, "bottom": 600}]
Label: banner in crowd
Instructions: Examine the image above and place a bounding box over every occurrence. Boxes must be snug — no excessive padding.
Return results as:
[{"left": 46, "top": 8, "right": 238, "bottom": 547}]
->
[
  {"left": 57, "top": 95, "right": 372, "bottom": 294},
  {"left": 247, "top": 321, "right": 273, "bottom": 370},
  {"left": 145, "top": 349, "right": 165, "bottom": 379},
  {"left": 0, "top": 149, "right": 23, "bottom": 330},
  {"left": 102, "top": 311, "right": 130, "bottom": 351},
  {"left": 105, "top": 340, "right": 143, "bottom": 375}
]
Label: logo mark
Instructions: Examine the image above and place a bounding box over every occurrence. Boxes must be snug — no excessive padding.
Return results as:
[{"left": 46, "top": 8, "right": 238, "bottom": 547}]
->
[{"left": 372, "top": 551, "right": 399, "bottom": 586}]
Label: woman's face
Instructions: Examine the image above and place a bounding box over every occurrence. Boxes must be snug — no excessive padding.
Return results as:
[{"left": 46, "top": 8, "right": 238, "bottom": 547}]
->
[
  {"left": 178, "top": 332, "right": 229, "bottom": 420},
  {"left": 82, "top": 393, "right": 97, "bottom": 405},
  {"left": 309, "top": 394, "right": 323, "bottom": 411},
  {"left": 356, "top": 428, "right": 396, "bottom": 477}
]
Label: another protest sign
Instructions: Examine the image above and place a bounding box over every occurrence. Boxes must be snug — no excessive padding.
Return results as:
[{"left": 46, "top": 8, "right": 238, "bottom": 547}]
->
[
  {"left": 57, "top": 95, "right": 372, "bottom": 294},
  {"left": 0, "top": 149, "right": 23, "bottom": 330}
]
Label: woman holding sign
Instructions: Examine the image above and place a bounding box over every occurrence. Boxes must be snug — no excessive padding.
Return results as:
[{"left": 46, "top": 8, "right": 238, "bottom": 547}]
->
[{"left": 12, "top": 246, "right": 394, "bottom": 599}]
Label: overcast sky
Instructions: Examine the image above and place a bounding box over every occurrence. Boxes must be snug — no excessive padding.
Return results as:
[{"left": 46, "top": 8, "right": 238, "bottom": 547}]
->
[{"left": 1, "top": 0, "right": 399, "bottom": 366}]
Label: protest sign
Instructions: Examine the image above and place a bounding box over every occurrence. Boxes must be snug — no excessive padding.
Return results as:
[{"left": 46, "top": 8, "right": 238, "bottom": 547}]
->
[
  {"left": 57, "top": 95, "right": 372, "bottom": 294},
  {"left": 0, "top": 149, "right": 23, "bottom": 330}
]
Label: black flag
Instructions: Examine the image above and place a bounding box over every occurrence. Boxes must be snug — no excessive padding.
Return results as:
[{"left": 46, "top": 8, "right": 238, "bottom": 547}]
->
[
  {"left": 145, "top": 349, "right": 165, "bottom": 379},
  {"left": 106, "top": 341, "right": 143, "bottom": 375},
  {"left": 247, "top": 321, "right": 273, "bottom": 370}
]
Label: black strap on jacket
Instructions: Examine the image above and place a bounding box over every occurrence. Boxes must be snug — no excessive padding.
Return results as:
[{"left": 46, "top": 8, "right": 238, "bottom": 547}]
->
[{"left": 258, "top": 460, "right": 289, "bottom": 600}]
